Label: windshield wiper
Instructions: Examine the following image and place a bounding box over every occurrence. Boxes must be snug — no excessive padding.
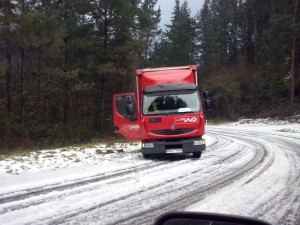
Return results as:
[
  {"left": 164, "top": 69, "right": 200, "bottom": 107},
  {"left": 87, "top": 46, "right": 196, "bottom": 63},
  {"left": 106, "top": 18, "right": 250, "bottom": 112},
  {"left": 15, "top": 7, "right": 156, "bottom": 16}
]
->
[
  {"left": 165, "top": 111, "right": 197, "bottom": 115},
  {"left": 145, "top": 111, "right": 197, "bottom": 116}
]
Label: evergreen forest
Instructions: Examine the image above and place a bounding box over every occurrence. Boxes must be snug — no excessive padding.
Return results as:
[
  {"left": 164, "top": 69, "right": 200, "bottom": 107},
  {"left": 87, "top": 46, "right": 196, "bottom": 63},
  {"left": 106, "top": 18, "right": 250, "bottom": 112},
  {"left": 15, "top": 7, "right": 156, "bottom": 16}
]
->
[{"left": 0, "top": 0, "right": 299, "bottom": 151}]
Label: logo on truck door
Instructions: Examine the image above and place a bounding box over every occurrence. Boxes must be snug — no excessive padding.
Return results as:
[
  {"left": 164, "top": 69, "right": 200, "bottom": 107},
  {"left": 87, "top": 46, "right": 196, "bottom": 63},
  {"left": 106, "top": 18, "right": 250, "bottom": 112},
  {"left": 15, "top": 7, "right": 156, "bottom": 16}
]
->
[
  {"left": 175, "top": 116, "right": 199, "bottom": 124},
  {"left": 123, "top": 124, "right": 140, "bottom": 130}
]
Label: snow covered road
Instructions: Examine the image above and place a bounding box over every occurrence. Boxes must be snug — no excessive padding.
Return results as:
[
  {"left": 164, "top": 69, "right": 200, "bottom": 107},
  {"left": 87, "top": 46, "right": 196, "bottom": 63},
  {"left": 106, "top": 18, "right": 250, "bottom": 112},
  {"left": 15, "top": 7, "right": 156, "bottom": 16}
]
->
[{"left": 0, "top": 125, "right": 299, "bottom": 225}]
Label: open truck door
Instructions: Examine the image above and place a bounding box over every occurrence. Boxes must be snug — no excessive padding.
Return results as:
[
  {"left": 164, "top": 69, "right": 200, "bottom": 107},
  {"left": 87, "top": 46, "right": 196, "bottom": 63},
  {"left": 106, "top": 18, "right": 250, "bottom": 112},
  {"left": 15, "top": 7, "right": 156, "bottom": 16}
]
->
[{"left": 113, "top": 93, "right": 141, "bottom": 141}]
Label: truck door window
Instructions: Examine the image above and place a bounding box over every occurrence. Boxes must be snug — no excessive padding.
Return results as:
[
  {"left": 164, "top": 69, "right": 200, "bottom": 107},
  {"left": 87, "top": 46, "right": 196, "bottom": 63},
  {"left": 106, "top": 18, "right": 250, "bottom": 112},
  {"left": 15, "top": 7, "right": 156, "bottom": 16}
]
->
[{"left": 116, "top": 95, "right": 137, "bottom": 121}]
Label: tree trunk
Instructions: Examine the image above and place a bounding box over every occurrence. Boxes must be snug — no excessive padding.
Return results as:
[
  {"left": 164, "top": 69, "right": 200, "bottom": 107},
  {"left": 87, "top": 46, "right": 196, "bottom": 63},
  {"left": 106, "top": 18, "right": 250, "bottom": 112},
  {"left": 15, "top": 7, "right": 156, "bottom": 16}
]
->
[
  {"left": 63, "top": 80, "right": 69, "bottom": 125},
  {"left": 6, "top": 45, "right": 12, "bottom": 115},
  {"left": 100, "top": 94, "right": 105, "bottom": 134},
  {"left": 291, "top": 0, "right": 299, "bottom": 104},
  {"left": 20, "top": 44, "right": 25, "bottom": 127},
  {"left": 291, "top": 37, "right": 296, "bottom": 104},
  {"left": 95, "top": 77, "right": 106, "bottom": 133},
  {"left": 37, "top": 48, "right": 42, "bottom": 116},
  {"left": 45, "top": 45, "right": 49, "bottom": 123},
  {"left": 45, "top": 69, "right": 49, "bottom": 123},
  {"left": 20, "top": 0, "right": 25, "bottom": 128}
]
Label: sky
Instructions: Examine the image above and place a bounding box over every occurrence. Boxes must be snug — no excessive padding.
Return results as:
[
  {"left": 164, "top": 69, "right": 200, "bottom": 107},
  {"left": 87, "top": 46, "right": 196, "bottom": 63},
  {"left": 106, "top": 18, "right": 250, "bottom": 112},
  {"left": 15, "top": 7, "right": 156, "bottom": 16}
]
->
[{"left": 156, "top": 0, "right": 205, "bottom": 29}]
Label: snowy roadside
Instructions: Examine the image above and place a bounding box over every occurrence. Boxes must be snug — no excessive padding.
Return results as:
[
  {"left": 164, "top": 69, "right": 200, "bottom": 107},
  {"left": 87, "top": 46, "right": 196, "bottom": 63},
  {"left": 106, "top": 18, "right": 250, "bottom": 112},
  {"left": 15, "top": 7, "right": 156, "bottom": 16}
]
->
[
  {"left": 0, "top": 117, "right": 299, "bottom": 176},
  {"left": 223, "top": 117, "right": 300, "bottom": 133},
  {"left": 0, "top": 142, "right": 141, "bottom": 176}
]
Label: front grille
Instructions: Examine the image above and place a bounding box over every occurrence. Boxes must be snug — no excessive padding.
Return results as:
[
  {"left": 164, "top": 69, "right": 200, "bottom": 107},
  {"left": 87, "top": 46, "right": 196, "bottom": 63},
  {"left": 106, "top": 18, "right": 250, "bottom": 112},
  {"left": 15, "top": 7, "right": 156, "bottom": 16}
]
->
[
  {"left": 151, "top": 128, "right": 195, "bottom": 135},
  {"left": 166, "top": 144, "right": 182, "bottom": 149}
]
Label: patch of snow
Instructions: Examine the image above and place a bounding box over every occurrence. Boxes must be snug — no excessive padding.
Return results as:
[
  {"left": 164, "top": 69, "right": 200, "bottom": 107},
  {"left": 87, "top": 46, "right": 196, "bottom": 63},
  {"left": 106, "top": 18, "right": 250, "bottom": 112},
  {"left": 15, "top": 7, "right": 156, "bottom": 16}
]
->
[
  {"left": 0, "top": 142, "right": 141, "bottom": 176},
  {"left": 1, "top": 117, "right": 299, "bottom": 176},
  {"left": 223, "top": 116, "right": 300, "bottom": 133},
  {"left": 227, "top": 118, "right": 288, "bottom": 126},
  {"left": 0, "top": 121, "right": 299, "bottom": 225}
]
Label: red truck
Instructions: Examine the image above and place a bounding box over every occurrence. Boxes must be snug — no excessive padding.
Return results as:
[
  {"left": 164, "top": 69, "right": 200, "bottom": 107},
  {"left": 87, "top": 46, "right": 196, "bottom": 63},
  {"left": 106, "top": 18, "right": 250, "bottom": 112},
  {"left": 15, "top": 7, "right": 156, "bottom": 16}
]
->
[{"left": 113, "top": 65, "right": 211, "bottom": 158}]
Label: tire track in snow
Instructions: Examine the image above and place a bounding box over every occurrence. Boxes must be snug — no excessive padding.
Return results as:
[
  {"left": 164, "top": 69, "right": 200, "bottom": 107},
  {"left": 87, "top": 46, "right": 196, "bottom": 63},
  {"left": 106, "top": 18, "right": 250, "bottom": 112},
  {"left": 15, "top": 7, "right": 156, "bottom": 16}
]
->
[
  {"left": 112, "top": 132, "right": 272, "bottom": 225},
  {"left": 0, "top": 161, "right": 162, "bottom": 206},
  {"left": 248, "top": 135, "right": 300, "bottom": 225},
  {"left": 199, "top": 128, "right": 300, "bottom": 225},
  {"left": 22, "top": 138, "right": 243, "bottom": 225},
  {"left": 0, "top": 137, "right": 223, "bottom": 215},
  {"left": 49, "top": 132, "right": 269, "bottom": 225},
  {"left": 2, "top": 127, "right": 298, "bottom": 225}
]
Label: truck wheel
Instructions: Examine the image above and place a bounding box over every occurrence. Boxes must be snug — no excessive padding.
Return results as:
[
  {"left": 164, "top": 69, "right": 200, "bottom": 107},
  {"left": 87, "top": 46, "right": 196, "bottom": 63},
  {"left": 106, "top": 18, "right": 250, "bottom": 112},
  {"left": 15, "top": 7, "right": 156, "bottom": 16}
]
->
[
  {"left": 192, "top": 152, "right": 201, "bottom": 158},
  {"left": 143, "top": 154, "right": 150, "bottom": 159}
]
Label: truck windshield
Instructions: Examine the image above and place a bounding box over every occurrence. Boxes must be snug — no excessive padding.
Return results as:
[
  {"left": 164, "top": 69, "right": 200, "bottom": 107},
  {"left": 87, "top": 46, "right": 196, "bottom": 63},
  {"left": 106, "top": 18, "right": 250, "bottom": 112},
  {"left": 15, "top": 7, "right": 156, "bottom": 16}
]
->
[{"left": 143, "top": 90, "right": 201, "bottom": 115}]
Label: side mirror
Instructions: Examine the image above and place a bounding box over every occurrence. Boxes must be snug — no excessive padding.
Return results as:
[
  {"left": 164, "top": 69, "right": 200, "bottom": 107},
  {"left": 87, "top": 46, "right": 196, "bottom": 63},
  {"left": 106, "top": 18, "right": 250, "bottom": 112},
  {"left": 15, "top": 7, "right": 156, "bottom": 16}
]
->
[
  {"left": 203, "top": 90, "right": 210, "bottom": 99},
  {"left": 202, "top": 90, "right": 212, "bottom": 111},
  {"left": 154, "top": 211, "right": 272, "bottom": 225},
  {"left": 204, "top": 99, "right": 212, "bottom": 111}
]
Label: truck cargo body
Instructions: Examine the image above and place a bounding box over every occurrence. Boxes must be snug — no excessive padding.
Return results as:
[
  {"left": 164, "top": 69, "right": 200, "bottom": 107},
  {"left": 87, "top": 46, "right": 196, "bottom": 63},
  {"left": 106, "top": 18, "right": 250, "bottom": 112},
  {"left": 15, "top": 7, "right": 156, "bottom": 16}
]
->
[{"left": 113, "top": 65, "right": 207, "bottom": 158}]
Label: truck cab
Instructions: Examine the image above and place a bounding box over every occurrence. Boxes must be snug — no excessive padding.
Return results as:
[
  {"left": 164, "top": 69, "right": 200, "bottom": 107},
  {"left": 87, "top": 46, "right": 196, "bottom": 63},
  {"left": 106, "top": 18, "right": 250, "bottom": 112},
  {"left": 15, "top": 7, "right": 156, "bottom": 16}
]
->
[{"left": 113, "top": 65, "right": 210, "bottom": 158}]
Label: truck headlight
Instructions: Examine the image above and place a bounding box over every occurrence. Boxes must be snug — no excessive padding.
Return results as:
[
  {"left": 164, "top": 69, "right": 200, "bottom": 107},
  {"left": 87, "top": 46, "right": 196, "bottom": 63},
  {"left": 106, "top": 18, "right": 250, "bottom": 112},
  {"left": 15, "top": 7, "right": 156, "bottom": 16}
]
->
[
  {"left": 193, "top": 140, "right": 205, "bottom": 145},
  {"left": 143, "top": 143, "right": 154, "bottom": 148}
]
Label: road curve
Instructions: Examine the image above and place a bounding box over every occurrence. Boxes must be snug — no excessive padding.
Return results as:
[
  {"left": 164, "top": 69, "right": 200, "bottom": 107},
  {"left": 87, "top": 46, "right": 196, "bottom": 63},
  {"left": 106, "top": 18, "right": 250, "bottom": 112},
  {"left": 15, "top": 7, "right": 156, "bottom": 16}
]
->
[
  {"left": 200, "top": 126, "right": 300, "bottom": 225},
  {"left": 0, "top": 126, "right": 299, "bottom": 225}
]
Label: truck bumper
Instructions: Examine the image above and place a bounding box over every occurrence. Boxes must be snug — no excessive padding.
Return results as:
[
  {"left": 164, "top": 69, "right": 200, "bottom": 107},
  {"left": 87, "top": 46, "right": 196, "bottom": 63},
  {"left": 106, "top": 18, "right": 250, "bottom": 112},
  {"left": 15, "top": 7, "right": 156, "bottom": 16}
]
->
[{"left": 141, "top": 138, "right": 206, "bottom": 155}]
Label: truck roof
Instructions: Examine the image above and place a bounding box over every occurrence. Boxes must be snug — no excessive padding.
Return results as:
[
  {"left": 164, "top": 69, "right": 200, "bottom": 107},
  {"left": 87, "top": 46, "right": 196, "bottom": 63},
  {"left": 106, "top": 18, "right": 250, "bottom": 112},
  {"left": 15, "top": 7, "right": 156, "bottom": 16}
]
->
[
  {"left": 135, "top": 65, "right": 198, "bottom": 75},
  {"left": 143, "top": 83, "right": 197, "bottom": 94}
]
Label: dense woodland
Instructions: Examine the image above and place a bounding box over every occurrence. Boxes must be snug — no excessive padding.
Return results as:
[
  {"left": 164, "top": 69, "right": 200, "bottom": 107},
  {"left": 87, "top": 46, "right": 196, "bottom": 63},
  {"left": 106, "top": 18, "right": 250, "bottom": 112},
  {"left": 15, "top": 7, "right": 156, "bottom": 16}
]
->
[{"left": 0, "top": 0, "right": 299, "bottom": 151}]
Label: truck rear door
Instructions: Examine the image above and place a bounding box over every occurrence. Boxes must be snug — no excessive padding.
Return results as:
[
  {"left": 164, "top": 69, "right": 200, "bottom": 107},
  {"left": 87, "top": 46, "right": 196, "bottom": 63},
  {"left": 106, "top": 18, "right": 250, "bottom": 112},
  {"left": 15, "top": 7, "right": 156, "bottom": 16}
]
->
[{"left": 113, "top": 93, "right": 141, "bottom": 141}]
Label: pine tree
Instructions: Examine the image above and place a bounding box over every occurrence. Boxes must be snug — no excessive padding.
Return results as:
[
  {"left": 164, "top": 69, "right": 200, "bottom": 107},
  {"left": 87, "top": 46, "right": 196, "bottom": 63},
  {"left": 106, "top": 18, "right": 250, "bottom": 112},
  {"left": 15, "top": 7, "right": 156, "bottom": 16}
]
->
[
  {"left": 195, "top": 0, "right": 217, "bottom": 71},
  {"left": 152, "top": 0, "right": 196, "bottom": 66},
  {"left": 0, "top": 0, "right": 16, "bottom": 117},
  {"left": 137, "top": 0, "right": 161, "bottom": 68}
]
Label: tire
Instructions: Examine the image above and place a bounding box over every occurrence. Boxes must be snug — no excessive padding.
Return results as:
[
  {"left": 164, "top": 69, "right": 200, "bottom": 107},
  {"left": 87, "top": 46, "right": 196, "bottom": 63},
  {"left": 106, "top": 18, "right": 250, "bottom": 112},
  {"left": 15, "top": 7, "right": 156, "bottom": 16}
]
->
[
  {"left": 192, "top": 152, "right": 201, "bottom": 158},
  {"left": 143, "top": 154, "right": 150, "bottom": 159}
]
